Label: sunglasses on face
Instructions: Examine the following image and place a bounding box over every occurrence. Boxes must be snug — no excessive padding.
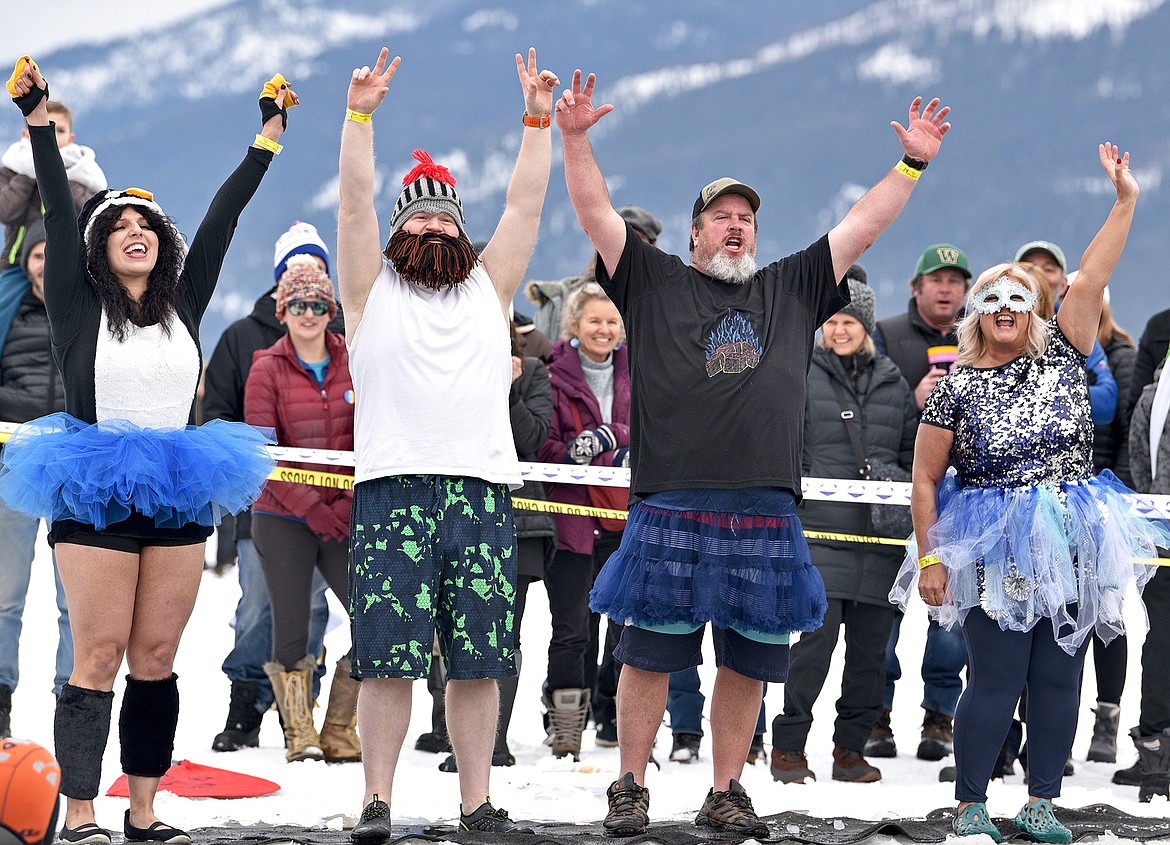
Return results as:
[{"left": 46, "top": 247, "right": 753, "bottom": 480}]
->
[{"left": 286, "top": 300, "right": 330, "bottom": 316}]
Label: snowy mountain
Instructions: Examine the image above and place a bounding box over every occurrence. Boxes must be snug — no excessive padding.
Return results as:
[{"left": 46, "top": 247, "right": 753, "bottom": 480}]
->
[{"left": 4, "top": 0, "right": 1168, "bottom": 346}]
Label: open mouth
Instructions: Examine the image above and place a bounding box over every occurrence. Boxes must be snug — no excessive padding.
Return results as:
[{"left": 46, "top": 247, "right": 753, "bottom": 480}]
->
[
  {"left": 125, "top": 243, "right": 148, "bottom": 257},
  {"left": 995, "top": 314, "right": 1015, "bottom": 328},
  {"left": 724, "top": 236, "right": 743, "bottom": 251}
]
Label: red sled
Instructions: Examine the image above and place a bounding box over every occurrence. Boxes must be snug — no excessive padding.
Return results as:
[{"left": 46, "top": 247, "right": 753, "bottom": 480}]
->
[{"left": 107, "top": 759, "right": 280, "bottom": 798}]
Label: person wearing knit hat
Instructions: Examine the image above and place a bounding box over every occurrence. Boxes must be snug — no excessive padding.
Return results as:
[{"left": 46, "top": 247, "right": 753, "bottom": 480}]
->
[
  {"left": 275, "top": 254, "right": 337, "bottom": 321},
  {"left": 273, "top": 221, "right": 329, "bottom": 281},
  {"left": 337, "top": 47, "right": 558, "bottom": 835},
  {"left": 5, "top": 57, "right": 293, "bottom": 840},
  {"left": 558, "top": 66, "right": 952, "bottom": 833},
  {"left": 773, "top": 262, "right": 917, "bottom": 786}
]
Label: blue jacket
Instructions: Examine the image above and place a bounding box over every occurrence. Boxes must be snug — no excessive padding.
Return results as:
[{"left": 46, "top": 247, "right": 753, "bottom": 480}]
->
[{"left": 0, "top": 266, "right": 31, "bottom": 366}]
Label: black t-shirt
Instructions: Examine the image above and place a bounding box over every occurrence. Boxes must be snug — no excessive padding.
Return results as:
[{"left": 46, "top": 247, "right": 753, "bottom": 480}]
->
[{"left": 597, "top": 224, "right": 845, "bottom": 498}]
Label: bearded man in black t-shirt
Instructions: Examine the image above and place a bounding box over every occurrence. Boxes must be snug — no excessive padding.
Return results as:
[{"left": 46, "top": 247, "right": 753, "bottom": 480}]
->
[{"left": 556, "top": 69, "right": 953, "bottom": 836}]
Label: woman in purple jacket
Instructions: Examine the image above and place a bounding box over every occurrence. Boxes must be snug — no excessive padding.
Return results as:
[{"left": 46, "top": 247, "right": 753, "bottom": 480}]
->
[{"left": 536, "top": 282, "right": 630, "bottom": 760}]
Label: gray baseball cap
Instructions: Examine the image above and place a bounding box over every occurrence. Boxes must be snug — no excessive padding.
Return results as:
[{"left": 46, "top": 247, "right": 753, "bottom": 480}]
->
[{"left": 1015, "top": 240, "right": 1067, "bottom": 272}]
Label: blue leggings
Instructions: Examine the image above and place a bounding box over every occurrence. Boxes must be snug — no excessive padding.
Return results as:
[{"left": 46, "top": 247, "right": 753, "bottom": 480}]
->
[{"left": 955, "top": 609, "right": 1087, "bottom": 802}]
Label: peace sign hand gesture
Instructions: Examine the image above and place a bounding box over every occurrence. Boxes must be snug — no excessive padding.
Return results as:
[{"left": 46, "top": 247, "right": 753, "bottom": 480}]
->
[
  {"left": 516, "top": 48, "right": 558, "bottom": 122},
  {"left": 347, "top": 48, "right": 401, "bottom": 115}
]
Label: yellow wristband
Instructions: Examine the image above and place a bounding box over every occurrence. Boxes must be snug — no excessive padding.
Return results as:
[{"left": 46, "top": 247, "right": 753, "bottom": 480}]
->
[
  {"left": 253, "top": 134, "right": 282, "bottom": 155},
  {"left": 918, "top": 554, "right": 942, "bottom": 569},
  {"left": 895, "top": 160, "right": 922, "bottom": 181},
  {"left": 346, "top": 108, "right": 373, "bottom": 124}
]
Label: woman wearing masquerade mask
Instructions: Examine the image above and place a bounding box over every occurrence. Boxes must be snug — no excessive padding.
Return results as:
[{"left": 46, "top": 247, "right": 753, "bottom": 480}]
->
[
  {"left": 891, "top": 144, "right": 1169, "bottom": 843},
  {"left": 3, "top": 57, "right": 290, "bottom": 842}
]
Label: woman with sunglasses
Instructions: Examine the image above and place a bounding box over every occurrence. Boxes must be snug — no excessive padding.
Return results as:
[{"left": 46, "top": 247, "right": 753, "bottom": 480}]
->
[
  {"left": 244, "top": 257, "right": 356, "bottom": 764},
  {"left": 2, "top": 58, "right": 289, "bottom": 842}
]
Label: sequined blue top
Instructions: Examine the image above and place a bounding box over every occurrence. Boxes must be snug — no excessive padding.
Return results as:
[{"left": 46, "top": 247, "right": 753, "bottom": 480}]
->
[{"left": 920, "top": 319, "right": 1092, "bottom": 488}]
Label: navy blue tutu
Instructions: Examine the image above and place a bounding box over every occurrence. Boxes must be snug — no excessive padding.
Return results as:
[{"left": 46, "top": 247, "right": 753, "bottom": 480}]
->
[
  {"left": 590, "top": 501, "right": 826, "bottom": 634},
  {"left": 0, "top": 412, "right": 275, "bottom": 530},
  {"left": 890, "top": 470, "right": 1170, "bottom": 655}
]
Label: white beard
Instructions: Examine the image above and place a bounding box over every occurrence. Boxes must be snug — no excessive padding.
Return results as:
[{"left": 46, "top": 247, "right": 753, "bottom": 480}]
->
[{"left": 703, "top": 250, "right": 757, "bottom": 285}]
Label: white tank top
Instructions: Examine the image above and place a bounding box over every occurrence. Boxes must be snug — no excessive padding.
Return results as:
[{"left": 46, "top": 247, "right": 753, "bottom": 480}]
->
[
  {"left": 94, "top": 310, "right": 200, "bottom": 428},
  {"left": 348, "top": 261, "right": 521, "bottom": 487}
]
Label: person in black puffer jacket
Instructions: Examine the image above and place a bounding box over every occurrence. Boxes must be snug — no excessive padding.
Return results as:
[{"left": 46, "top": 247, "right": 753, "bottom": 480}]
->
[
  {"left": 0, "top": 217, "right": 71, "bottom": 739},
  {"left": 771, "top": 268, "right": 918, "bottom": 785}
]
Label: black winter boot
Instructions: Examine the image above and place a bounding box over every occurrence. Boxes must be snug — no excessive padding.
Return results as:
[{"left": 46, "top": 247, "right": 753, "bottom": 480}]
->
[
  {"left": 493, "top": 650, "right": 520, "bottom": 766},
  {"left": 212, "top": 680, "right": 264, "bottom": 751},
  {"left": 1132, "top": 727, "right": 1170, "bottom": 803},
  {"left": 414, "top": 655, "right": 449, "bottom": 753},
  {"left": 0, "top": 684, "right": 11, "bottom": 738}
]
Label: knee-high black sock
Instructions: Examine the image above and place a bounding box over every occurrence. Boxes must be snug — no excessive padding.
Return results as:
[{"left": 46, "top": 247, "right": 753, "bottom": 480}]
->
[
  {"left": 119, "top": 674, "right": 179, "bottom": 777},
  {"left": 55, "top": 684, "right": 115, "bottom": 799}
]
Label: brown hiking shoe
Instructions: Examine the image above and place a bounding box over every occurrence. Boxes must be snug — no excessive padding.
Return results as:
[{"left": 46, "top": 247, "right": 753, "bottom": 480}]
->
[
  {"left": 695, "top": 778, "right": 769, "bottom": 838},
  {"left": 770, "top": 748, "right": 816, "bottom": 784},
  {"left": 604, "top": 772, "right": 650, "bottom": 836},
  {"left": 918, "top": 709, "right": 954, "bottom": 761},
  {"left": 832, "top": 746, "right": 882, "bottom": 782}
]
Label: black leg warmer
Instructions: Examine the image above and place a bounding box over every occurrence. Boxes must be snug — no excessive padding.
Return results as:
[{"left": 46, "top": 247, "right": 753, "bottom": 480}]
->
[
  {"left": 55, "top": 684, "right": 115, "bottom": 800},
  {"left": 119, "top": 674, "right": 179, "bottom": 778}
]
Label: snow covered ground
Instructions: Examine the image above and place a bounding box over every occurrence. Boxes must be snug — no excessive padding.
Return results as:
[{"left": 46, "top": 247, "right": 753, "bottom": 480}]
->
[{"left": 9, "top": 525, "right": 1170, "bottom": 838}]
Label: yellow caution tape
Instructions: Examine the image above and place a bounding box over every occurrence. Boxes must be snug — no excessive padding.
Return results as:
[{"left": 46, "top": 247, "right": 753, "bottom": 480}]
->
[
  {"left": 267, "top": 466, "right": 354, "bottom": 490},
  {"left": 511, "top": 496, "right": 627, "bottom": 521}
]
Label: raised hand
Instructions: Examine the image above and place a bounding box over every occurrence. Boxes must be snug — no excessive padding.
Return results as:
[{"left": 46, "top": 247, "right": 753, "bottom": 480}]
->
[
  {"left": 347, "top": 48, "right": 401, "bottom": 115},
  {"left": 554, "top": 69, "right": 614, "bottom": 136},
  {"left": 516, "top": 47, "right": 558, "bottom": 121},
  {"left": 890, "top": 96, "right": 951, "bottom": 163},
  {"left": 259, "top": 73, "right": 298, "bottom": 136},
  {"left": 7, "top": 56, "right": 49, "bottom": 121},
  {"left": 1099, "top": 142, "right": 1138, "bottom": 203}
]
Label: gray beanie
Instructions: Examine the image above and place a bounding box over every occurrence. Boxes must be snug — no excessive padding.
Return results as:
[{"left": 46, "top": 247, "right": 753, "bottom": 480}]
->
[
  {"left": 19, "top": 218, "right": 47, "bottom": 275},
  {"left": 616, "top": 205, "right": 662, "bottom": 243},
  {"left": 839, "top": 264, "right": 875, "bottom": 335},
  {"left": 389, "top": 149, "right": 466, "bottom": 237}
]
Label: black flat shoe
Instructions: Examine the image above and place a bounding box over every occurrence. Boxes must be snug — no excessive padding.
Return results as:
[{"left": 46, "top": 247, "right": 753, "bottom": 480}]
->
[
  {"left": 59, "top": 823, "right": 112, "bottom": 845},
  {"left": 124, "top": 811, "right": 191, "bottom": 844}
]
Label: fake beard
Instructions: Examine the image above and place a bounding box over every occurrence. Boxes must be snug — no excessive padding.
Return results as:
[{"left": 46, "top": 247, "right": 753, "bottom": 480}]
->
[{"left": 384, "top": 229, "right": 479, "bottom": 290}]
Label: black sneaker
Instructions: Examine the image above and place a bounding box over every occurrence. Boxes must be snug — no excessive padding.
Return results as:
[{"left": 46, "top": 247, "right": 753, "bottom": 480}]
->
[
  {"left": 604, "top": 772, "right": 650, "bottom": 836},
  {"left": 351, "top": 795, "right": 392, "bottom": 843},
  {"left": 459, "top": 801, "right": 532, "bottom": 833},
  {"left": 669, "top": 733, "right": 701, "bottom": 763},
  {"left": 694, "top": 778, "right": 769, "bottom": 838},
  {"left": 123, "top": 811, "right": 191, "bottom": 844},
  {"left": 59, "top": 824, "right": 112, "bottom": 845}
]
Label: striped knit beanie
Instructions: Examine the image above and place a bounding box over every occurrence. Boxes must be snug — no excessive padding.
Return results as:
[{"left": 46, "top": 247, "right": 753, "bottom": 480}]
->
[{"left": 388, "top": 149, "right": 466, "bottom": 237}]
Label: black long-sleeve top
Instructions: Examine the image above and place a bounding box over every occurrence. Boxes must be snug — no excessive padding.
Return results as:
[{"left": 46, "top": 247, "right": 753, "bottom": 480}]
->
[{"left": 28, "top": 122, "right": 272, "bottom": 425}]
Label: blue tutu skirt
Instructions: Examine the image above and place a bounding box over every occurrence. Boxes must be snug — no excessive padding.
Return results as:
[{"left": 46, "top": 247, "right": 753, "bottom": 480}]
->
[
  {"left": 0, "top": 412, "right": 275, "bottom": 530},
  {"left": 589, "top": 501, "right": 827, "bottom": 634},
  {"left": 890, "top": 470, "right": 1170, "bottom": 655}
]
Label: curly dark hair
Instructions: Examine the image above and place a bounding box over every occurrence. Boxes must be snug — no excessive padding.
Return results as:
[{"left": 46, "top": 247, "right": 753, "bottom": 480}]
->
[{"left": 84, "top": 204, "right": 187, "bottom": 341}]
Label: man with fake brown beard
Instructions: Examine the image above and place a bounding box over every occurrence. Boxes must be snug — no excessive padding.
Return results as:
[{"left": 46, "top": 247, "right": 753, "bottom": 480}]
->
[
  {"left": 337, "top": 47, "right": 558, "bottom": 839},
  {"left": 556, "top": 69, "right": 952, "bottom": 837}
]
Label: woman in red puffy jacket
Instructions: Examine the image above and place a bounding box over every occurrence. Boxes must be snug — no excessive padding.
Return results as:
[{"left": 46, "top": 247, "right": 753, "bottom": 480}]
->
[{"left": 244, "top": 255, "right": 358, "bottom": 763}]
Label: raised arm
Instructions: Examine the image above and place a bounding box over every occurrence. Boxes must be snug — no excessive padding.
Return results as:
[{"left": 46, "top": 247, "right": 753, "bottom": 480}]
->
[
  {"left": 828, "top": 97, "right": 951, "bottom": 282},
  {"left": 556, "top": 70, "right": 626, "bottom": 277},
  {"left": 1058, "top": 144, "right": 1138, "bottom": 355},
  {"left": 480, "top": 48, "right": 558, "bottom": 312},
  {"left": 337, "top": 48, "right": 400, "bottom": 337}
]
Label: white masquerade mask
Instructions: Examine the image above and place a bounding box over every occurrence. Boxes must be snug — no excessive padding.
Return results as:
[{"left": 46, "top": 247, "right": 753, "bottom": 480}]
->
[{"left": 972, "top": 276, "right": 1036, "bottom": 315}]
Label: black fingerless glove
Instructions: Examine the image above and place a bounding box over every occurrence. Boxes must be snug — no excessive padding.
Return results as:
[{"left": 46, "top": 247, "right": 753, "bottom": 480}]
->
[
  {"left": 7, "top": 56, "right": 47, "bottom": 117},
  {"left": 258, "top": 73, "right": 294, "bottom": 130}
]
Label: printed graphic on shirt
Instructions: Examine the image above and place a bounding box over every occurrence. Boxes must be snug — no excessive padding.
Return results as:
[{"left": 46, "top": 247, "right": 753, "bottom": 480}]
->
[{"left": 706, "top": 309, "right": 763, "bottom": 377}]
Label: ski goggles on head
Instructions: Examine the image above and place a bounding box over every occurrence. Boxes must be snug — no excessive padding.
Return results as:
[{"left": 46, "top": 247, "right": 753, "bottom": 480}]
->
[{"left": 972, "top": 276, "right": 1036, "bottom": 315}]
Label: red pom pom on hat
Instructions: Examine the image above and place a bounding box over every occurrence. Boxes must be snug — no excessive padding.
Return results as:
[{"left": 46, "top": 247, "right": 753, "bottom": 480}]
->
[{"left": 402, "top": 149, "right": 456, "bottom": 188}]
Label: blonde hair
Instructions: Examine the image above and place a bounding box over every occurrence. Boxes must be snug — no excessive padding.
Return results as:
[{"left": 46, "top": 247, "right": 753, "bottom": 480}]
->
[
  {"left": 955, "top": 263, "right": 1049, "bottom": 367},
  {"left": 1098, "top": 299, "right": 1135, "bottom": 348},
  {"left": 561, "top": 282, "right": 625, "bottom": 342}
]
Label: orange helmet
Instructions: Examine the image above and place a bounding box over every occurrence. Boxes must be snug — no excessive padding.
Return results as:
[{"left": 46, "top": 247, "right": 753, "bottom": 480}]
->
[{"left": 0, "top": 739, "right": 60, "bottom": 845}]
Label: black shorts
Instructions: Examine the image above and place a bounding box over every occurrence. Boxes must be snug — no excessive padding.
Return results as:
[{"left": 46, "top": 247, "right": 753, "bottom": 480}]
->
[
  {"left": 49, "top": 510, "right": 212, "bottom": 551},
  {"left": 613, "top": 624, "right": 790, "bottom": 683}
]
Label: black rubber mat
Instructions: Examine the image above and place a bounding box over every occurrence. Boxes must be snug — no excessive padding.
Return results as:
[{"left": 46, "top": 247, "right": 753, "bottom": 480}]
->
[{"left": 182, "top": 803, "right": 1170, "bottom": 844}]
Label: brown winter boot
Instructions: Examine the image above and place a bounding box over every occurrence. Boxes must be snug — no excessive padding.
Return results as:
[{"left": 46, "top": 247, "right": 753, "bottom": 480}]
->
[
  {"left": 265, "top": 656, "right": 324, "bottom": 762},
  {"left": 832, "top": 745, "right": 882, "bottom": 782},
  {"left": 319, "top": 656, "right": 361, "bottom": 763}
]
